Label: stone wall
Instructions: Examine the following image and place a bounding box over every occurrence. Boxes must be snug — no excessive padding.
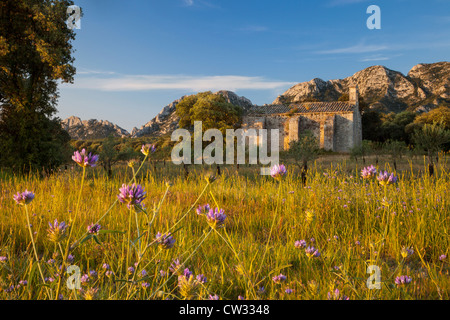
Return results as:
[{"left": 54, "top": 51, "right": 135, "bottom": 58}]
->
[
  {"left": 334, "top": 113, "right": 354, "bottom": 152},
  {"left": 242, "top": 109, "right": 361, "bottom": 153}
]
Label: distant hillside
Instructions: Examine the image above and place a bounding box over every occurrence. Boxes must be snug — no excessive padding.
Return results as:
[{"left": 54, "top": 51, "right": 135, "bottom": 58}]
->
[
  {"left": 61, "top": 116, "right": 130, "bottom": 140},
  {"left": 273, "top": 62, "right": 450, "bottom": 113},
  {"left": 130, "top": 90, "right": 253, "bottom": 138},
  {"left": 62, "top": 63, "right": 449, "bottom": 140}
]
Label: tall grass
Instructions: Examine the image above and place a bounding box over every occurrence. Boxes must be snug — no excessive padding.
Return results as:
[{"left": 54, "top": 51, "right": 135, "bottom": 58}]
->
[{"left": 0, "top": 155, "right": 449, "bottom": 300}]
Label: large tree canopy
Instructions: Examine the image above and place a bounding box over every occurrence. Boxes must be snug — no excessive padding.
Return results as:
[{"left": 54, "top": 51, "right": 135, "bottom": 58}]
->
[
  {"left": 175, "top": 91, "right": 243, "bottom": 134},
  {"left": 0, "top": 0, "right": 77, "bottom": 171}
]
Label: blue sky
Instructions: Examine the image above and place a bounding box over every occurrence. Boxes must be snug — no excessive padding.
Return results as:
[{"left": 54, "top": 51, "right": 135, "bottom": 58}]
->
[{"left": 58, "top": 0, "right": 450, "bottom": 132}]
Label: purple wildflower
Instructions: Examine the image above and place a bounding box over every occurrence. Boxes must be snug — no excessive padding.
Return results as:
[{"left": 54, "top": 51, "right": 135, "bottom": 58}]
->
[
  {"left": 196, "top": 204, "right": 211, "bottom": 215},
  {"left": 67, "top": 254, "right": 75, "bottom": 263},
  {"left": 19, "top": 280, "right": 28, "bottom": 286},
  {"left": 285, "top": 288, "right": 293, "bottom": 294},
  {"left": 401, "top": 246, "right": 414, "bottom": 259},
  {"left": 395, "top": 275, "right": 412, "bottom": 286},
  {"left": 117, "top": 183, "right": 146, "bottom": 209},
  {"left": 13, "top": 190, "right": 35, "bottom": 206},
  {"left": 361, "top": 165, "right": 377, "bottom": 179},
  {"left": 141, "top": 144, "right": 156, "bottom": 156},
  {"left": 294, "top": 240, "right": 307, "bottom": 248},
  {"left": 72, "top": 149, "right": 99, "bottom": 168},
  {"left": 209, "top": 294, "right": 220, "bottom": 300},
  {"left": 155, "top": 232, "right": 176, "bottom": 249},
  {"left": 169, "top": 259, "right": 182, "bottom": 274},
  {"left": 0, "top": 256, "right": 8, "bottom": 262},
  {"left": 327, "top": 288, "right": 349, "bottom": 300},
  {"left": 439, "top": 254, "right": 447, "bottom": 261},
  {"left": 87, "top": 223, "right": 101, "bottom": 235},
  {"left": 102, "top": 263, "right": 110, "bottom": 270},
  {"left": 196, "top": 274, "right": 207, "bottom": 284},
  {"left": 177, "top": 268, "right": 199, "bottom": 298},
  {"left": 80, "top": 274, "right": 90, "bottom": 284},
  {"left": 205, "top": 207, "right": 227, "bottom": 229},
  {"left": 47, "top": 219, "right": 68, "bottom": 243},
  {"left": 128, "top": 266, "right": 135, "bottom": 274},
  {"left": 272, "top": 273, "right": 287, "bottom": 284},
  {"left": 270, "top": 164, "right": 287, "bottom": 180},
  {"left": 141, "top": 282, "right": 150, "bottom": 289},
  {"left": 377, "top": 171, "right": 398, "bottom": 186},
  {"left": 305, "top": 246, "right": 321, "bottom": 258}
]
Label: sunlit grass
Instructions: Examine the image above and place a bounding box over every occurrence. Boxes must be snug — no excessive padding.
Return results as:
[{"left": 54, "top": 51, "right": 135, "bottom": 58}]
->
[{"left": 0, "top": 154, "right": 449, "bottom": 300}]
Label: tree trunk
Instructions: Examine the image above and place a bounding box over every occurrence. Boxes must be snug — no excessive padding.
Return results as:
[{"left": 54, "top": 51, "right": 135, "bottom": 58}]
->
[
  {"left": 428, "top": 151, "right": 434, "bottom": 176},
  {"left": 301, "top": 161, "right": 308, "bottom": 186},
  {"left": 107, "top": 161, "right": 112, "bottom": 178},
  {"left": 183, "top": 163, "right": 189, "bottom": 179},
  {"left": 216, "top": 164, "right": 221, "bottom": 176}
]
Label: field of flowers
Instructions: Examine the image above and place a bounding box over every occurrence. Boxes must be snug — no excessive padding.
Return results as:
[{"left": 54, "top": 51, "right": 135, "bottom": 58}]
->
[{"left": 0, "top": 147, "right": 449, "bottom": 300}]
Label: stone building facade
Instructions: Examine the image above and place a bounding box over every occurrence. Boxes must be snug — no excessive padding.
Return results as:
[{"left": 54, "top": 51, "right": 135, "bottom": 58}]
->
[{"left": 241, "top": 86, "right": 362, "bottom": 153}]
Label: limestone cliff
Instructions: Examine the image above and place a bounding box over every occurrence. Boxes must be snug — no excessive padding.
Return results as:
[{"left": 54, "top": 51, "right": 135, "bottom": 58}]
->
[
  {"left": 273, "top": 62, "right": 450, "bottom": 113},
  {"left": 61, "top": 116, "right": 130, "bottom": 140}
]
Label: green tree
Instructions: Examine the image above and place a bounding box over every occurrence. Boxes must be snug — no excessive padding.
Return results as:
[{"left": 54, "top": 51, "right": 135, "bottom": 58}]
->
[
  {"left": 0, "top": 0, "right": 77, "bottom": 172},
  {"left": 412, "top": 121, "right": 450, "bottom": 176},
  {"left": 175, "top": 91, "right": 243, "bottom": 134},
  {"left": 361, "top": 110, "right": 383, "bottom": 141},
  {"left": 380, "top": 111, "right": 416, "bottom": 143},
  {"left": 383, "top": 139, "right": 407, "bottom": 171},
  {"left": 287, "top": 131, "right": 319, "bottom": 185},
  {"left": 410, "top": 106, "right": 450, "bottom": 130},
  {"left": 350, "top": 140, "right": 371, "bottom": 164},
  {"left": 98, "top": 136, "right": 135, "bottom": 178}
]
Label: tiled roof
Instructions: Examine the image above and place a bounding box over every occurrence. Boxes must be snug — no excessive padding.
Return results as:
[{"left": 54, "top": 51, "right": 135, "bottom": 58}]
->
[{"left": 246, "top": 102, "right": 356, "bottom": 115}]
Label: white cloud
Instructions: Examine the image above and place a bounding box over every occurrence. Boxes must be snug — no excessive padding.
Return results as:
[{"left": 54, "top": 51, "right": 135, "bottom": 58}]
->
[
  {"left": 317, "top": 43, "right": 388, "bottom": 54},
  {"left": 183, "top": 0, "right": 194, "bottom": 6},
  {"left": 63, "top": 74, "right": 296, "bottom": 92},
  {"left": 76, "top": 68, "right": 116, "bottom": 75}
]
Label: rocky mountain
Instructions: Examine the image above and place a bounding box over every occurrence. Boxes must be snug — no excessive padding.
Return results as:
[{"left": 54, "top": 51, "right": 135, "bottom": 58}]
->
[
  {"left": 130, "top": 90, "right": 254, "bottom": 138},
  {"left": 61, "top": 116, "right": 130, "bottom": 140},
  {"left": 62, "top": 63, "right": 449, "bottom": 140},
  {"left": 273, "top": 61, "right": 450, "bottom": 113}
]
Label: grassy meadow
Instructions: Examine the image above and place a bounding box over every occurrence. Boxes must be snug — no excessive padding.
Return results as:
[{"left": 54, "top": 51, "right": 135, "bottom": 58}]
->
[{"left": 0, "top": 153, "right": 449, "bottom": 300}]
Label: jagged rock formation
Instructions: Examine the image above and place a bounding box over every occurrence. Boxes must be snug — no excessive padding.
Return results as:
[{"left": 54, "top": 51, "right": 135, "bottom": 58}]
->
[
  {"left": 62, "top": 63, "right": 449, "bottom": 140},
  {"left": 130, "top": 90, "right": 254, "bottom": 138},
  {"left": 61, "top": 116, "right": 130, "bottom": 140},
  {"left": 273, "top": 62, "right": 450, "bottom": 113}
]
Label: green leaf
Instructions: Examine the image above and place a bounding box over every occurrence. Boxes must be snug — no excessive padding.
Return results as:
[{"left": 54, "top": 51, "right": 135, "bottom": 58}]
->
[
  {"left": 79, "top": 234, "right": 93, "bottom": 245},
  {"left": 93, "top": 235, "right": 101, "bottom": 245},
  {"left": 373, "top": 226, "right": 383, "bottom": 234}
]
